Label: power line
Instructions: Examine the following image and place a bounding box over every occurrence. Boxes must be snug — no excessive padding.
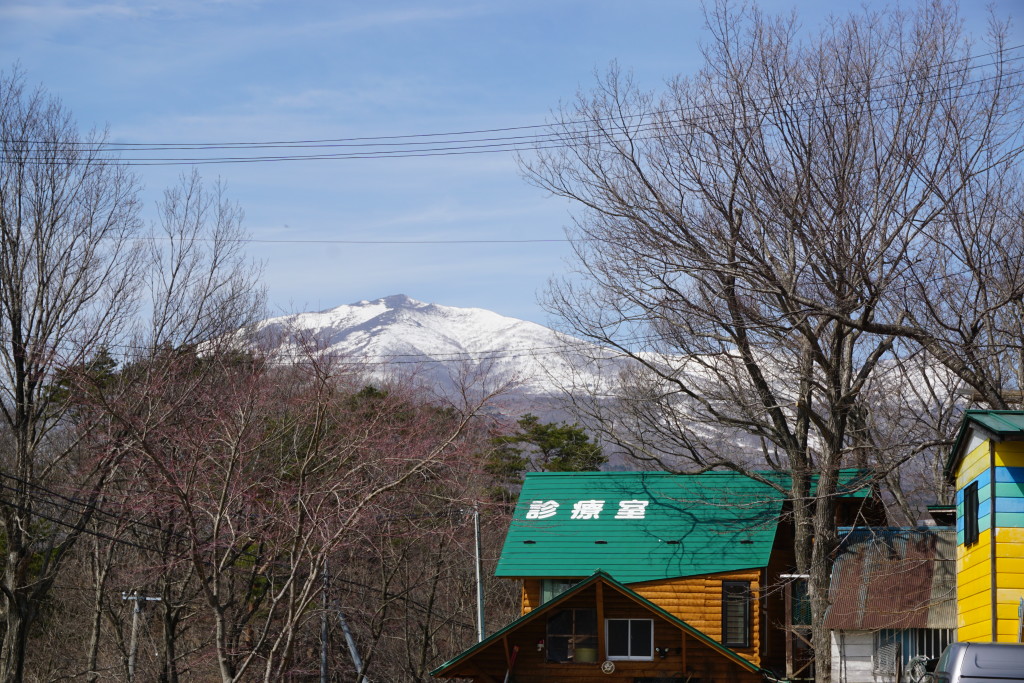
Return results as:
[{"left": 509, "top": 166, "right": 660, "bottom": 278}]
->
[
  {"left": 7, "top": 46, "right": 1024, "bottom": 166},
  {"left": 0, "top": 469, "right": 174, "bottom": 536},
  {"left": 0, "top": 474, "right": 508, "bottom": 564},
  {"left": 0, "top": 483, "right": 173, "bottom": 556},
  {"left": 152, "top": 237, "right": 570, "bottom": 244},
  {"left": 0, "top": 239, "right": 1022, "bottom": 368},
  {"left": 14, "top": 42, "right": 1023, "bottom": 150}
]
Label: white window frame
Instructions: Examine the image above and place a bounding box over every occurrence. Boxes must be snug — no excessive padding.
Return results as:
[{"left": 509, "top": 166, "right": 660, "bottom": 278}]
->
[{"left": 604, "top": 618, "right": 654, "bottom": 661}]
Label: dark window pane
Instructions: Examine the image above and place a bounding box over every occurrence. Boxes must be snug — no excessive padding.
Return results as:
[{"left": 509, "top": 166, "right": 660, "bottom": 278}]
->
[
  {"left": 631, "top": 620, "right": 652, "bottom": 657},
  {"left": 964, "top": 482, "right": 979, "bottom": 546},
  {"left": 547, "top": 635, "right": 569, "bottom": 662},
  {"left": 548, "top": 609, "right": 571, "bottom": 635},
  {"left": 723, "top": 581, "right": 750, "bottom": 647},
  {"left": 548, "top": 609, "right": 600, "bottom": 664},
  {"left": 607, "top": 619, "right": 629, "bottom": 656},
  {"left": 576, "top": 608, "right": 597, "bottom": 636},
  {"left": 607, "top": 619, "right": 652, "bottom": 659}
]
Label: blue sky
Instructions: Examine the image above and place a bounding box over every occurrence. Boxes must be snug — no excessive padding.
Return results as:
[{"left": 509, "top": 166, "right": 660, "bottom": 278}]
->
[{"left": 2, "top": 0, "right": 1021, "bottom": 325}]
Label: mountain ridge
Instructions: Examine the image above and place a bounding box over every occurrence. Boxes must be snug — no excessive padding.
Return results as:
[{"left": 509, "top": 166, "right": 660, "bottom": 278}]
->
[{"left": 252, "top": 295, "right": 612, "bottom": 413}]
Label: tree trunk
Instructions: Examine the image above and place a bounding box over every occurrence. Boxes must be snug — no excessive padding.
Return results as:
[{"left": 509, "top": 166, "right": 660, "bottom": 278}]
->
[
  {"left": 160, "top": 603, "right": 180, "bottom": 683},
  {"left": 0, "top": 588, "right": 32, "bottom": 683},
  {"left": 215, "top": 609, "right": 236, "bottom": 683},
  {"left": 87, "top": 540, "right": 114, "bottom": 683},
  {"left": 810, "top": 473, "right": 838, "bottom": 683}
]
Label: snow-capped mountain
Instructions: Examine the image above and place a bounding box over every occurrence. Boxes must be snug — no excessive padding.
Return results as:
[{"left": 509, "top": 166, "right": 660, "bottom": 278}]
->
[
  {"left": 250, "top": 295, "right": 963, "bottom": 476},
  {"left": 252, "top": 295, "right": 617, "bottom": 411}
]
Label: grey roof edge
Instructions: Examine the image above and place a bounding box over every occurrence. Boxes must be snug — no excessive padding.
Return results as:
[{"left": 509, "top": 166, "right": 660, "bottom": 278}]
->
[{"left": 431, "top": 569, "right": 765, "bottom": 678}]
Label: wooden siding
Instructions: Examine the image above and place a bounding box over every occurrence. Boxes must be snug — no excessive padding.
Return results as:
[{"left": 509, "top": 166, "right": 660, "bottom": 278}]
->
[
  {"left": 830, "top": 631, "right": 874, "bottom": 683},
  {"left": 993, "top": 454, "right": 1024, "bottom": 641},
  {"left": 521, "top": 569, "right": 764, "bottom": 666},
  {"left": 448, "top": 584, "right": 763, "bottom": 682},
  {"left": 521, "top": 579, "right": 540, "bottom": 615},
  {"left": 956, "top": 438, "right": 991, "bottom": 489},
  {"left": 631, "top": 569, "right": 762, "bottom": 665},
  {"left": 954, "top": 438, "right": 1024, "bottom": 643},
  {"left": 992, "top": 441, "right": 1024, "bottom": 643},
  {"left": 956, "top": 438, "right": 993, "bottom": 642}
]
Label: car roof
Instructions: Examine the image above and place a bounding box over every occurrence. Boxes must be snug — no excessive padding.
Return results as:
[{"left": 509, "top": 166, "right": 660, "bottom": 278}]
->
[{"left": 949, "top": 642, "right": 1024, "bottom": 677}]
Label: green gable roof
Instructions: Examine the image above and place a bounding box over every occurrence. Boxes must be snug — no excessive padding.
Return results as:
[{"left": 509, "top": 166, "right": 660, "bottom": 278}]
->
[
  {"left": 496, "top": 470, "right": 868, "bottom": 583},
  {"left": 945, "top": 410, "right": 1024, "bottom": 481}
]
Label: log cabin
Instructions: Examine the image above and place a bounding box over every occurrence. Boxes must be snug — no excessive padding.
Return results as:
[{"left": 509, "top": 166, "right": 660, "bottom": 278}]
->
[{"left": 433, "top": 469, "right": 878, "bottom": 682}]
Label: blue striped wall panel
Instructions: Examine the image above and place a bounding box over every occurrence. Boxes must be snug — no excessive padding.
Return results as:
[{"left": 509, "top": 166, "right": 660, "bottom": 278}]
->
[{"left": 994, "top": 466, "right": 1024, "bottom": 483}]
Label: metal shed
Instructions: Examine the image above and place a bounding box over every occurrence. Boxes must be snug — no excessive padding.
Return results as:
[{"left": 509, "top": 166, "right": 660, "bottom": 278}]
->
[{"left": 823, "top": 527, "right": 956, "bottom": 683}]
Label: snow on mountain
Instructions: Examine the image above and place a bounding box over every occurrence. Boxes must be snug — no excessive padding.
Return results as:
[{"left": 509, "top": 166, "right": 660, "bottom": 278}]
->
[
  {"left": 252, "top": 295, "right": 617, "bottom": 406},
  {"left": 250, "top": 295, "right": 962, "bottom": 472}
]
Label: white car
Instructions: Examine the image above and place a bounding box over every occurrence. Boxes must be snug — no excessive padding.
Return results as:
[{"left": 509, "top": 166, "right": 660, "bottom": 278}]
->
[{"left": 931, "top": 642, "right": 1024, "bottom": 683}]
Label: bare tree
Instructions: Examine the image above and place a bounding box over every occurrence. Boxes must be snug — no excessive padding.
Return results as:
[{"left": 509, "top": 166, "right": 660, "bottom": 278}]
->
[
  {"left": 336, "top": 426, "right": 517, "bottom": 682},
  {"left": 521, "top": 2, "right": 1023, "bottom": 680},
  {"left": 83, "top": 338, "right": 511, "bottom": 682},
  {"left": 146, "top": 168, "right": 265, "bottom": 351},
  {"left": 0, "top": 66, "right": 145, "bottom": 683},
  {"left": 0, "top": 62, "right": 267, "bottom": 680}
]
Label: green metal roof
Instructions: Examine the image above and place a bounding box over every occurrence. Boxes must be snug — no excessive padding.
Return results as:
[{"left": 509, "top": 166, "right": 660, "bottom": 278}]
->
[
  {"left": 431, "top": 570, "right": 764, "bottom": 678},
  {"left": 495, "top": 470, "right": 870, "bottom": 583},
  {"left": 945, "top": 410, "right": 1024, "bottom": 481}
]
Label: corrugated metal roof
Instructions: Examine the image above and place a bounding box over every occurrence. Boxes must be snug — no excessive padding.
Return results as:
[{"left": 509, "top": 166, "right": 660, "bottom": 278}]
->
[
  {"left": 946, "top": 410, "right": 1024, "bottom": 480},
  {"left": 496, "top": 470, "right": 870, "bottom": 583},
  {"left": 822, "top": 527, "right": 956, "bottom": 630},
  {"left": 964, "top": 410, "right": 1024, "bottom": 434}
]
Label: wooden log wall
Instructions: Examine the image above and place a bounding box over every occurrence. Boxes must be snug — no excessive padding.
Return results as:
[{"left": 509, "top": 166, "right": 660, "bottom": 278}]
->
[
  {"left": 521, "top": 569, "right": 764, "bottom": 666},
  {"left": 451, "top": 584, "right": 764, "bottom": 682}
]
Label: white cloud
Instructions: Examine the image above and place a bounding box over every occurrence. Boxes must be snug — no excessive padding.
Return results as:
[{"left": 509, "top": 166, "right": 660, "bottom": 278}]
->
[
  {"left": 265, "top": 80, "right": 438, "bottom": 113},
  {"left": 331, "top": 5, "right": 489, "bottom": 33},
  {"left": 0, "top": 2, "right": 139, "bottom": 22},
  {"left": 0, "top": 0, "right": 263, "bottom": 23}
]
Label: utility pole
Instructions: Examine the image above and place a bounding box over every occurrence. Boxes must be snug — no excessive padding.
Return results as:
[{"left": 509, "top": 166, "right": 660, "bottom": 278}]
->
[
  {"left": 121, "top": 591, "right": 161, "bottom": 682},
  {"left": 338, "top": 611, "right": 366, "bottom": 683},
  {"left": 473, "top": 504, "right": 485, "bottom": 642},
  {"left": 323, "top": 557, "right": 368, "bottom": 683}
]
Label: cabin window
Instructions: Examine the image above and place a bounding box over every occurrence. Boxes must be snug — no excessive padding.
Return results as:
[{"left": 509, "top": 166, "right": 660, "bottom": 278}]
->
[
  {"left": 541, "top": 579, "right": 577, "bottom": 604},
  {"left": 964, "top": 481, "right": 979, "bottom": 546},
  {"left": 546, "top": 608, "right": 597, "bottom": 663},
  {"left": 606, "top": 618, "right": 653, "bottom": 660},
  {"left": 722, "top": 581, "right": 751, "bottom": 648}
]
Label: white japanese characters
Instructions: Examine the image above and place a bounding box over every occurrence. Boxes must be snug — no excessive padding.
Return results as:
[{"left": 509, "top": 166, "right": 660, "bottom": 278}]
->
[
  {"left": 524, "top": 499, "right": 650, "bottom": 520},
  {"left": 570, "top": 500, "right": 605, "bottom": 519},
  {"left": 614, "top": 500, "right": 650, "bottom": 519},
  {"left": 525, "top": 500, "right": 560, "bottom": 519}
]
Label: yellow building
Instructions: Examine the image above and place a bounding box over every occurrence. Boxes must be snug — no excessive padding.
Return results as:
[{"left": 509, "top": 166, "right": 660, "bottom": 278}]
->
[{"left": 946, "top": 411, "right": 1024, "bottom": 643}]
